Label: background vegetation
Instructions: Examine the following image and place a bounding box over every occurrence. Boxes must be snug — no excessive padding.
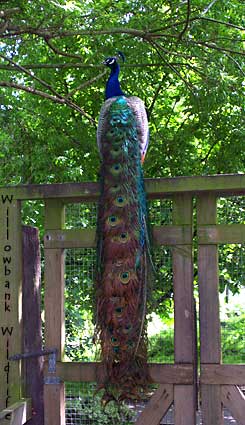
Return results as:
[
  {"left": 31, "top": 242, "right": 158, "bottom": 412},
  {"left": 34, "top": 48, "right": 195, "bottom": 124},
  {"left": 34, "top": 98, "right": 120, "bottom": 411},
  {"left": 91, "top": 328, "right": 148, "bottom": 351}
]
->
[{"left": 0, "top": 0, "right": 244, "bottom": 185}]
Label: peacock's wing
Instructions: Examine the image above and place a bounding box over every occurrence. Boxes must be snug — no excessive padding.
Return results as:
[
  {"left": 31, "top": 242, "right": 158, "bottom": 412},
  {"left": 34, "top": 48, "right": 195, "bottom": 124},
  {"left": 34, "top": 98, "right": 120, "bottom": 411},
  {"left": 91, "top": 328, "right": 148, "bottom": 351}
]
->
[
  {"left": 126, "top": 96, "right": 149, "bottom": 163},
  {"left": 97, "top": 96, "right": 149, "bottom": 162}
]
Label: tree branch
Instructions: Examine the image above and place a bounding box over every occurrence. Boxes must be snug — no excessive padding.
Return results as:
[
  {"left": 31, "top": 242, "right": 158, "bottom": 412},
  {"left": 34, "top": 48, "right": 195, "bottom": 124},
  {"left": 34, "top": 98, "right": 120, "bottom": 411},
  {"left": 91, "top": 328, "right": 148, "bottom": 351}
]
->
[
  {"left": 65, "top": 70, "right": 107, "bottom": 99},
  {"left": 2, "top": 25, "right": 147, "bottom": 39},
  {"left": 0, "top": 61, "right": 199, "bottom": 71},
  {"left": 0, "top": 81, "right": 96, "bottom": 126},
  {"left": 147, "top": 74, "right": 168, "bottom": 119},
  {"left": 149, "top": 16, "right": 245, "bottom": 34},
  {"left": 200, "top": 140, "right": 220, "bottom": 163},
  {"left": 199, "top": 16, "right": 245, "bottom": 31},
  {"left": 178, "top": 0, "right": 191, "bottom": 40},
  {"left": 149, "top": 40, "right": 194, "bottom": 92},
  {"left": 0, "top": 8, "right": 20, "bottom": 18},
  {"left": 44, "top": 37, "right": 84, "bottom": 60},
  {"left": 0, "top": 63, "right": 102, "bottom": 70},
  {"left": 189, "top": 40, "right": 245, "bottom": 56},
  {"left": 201, "top": 0, "right": 219, "bottom": 15},
  {"left": 224, "top": 54, "right": 245, "bottom": 76},
  {"left": 0, "top": 53, "right": 63, "bottom": 98}
]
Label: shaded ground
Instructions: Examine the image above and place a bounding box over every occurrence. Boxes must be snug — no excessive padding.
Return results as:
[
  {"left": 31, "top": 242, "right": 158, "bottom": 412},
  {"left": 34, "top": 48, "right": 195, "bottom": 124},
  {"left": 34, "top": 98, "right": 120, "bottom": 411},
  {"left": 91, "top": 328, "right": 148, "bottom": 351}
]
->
[{"left": 159, "top": 407, "right": 237, "bottom": 425}]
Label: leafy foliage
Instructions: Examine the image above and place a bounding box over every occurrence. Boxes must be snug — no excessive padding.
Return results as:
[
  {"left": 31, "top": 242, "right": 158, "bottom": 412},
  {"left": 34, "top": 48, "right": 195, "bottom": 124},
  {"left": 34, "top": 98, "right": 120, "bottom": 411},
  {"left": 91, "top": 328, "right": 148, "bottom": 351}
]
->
[
  {"left": 221, "top": 304, "right": 245, "bottom": 364},
  {"left": 0, "top": 0, "right": 244, "bottom": 186},
  {"left": 66, "top": 390, "right": 135, "bottom": 424}
]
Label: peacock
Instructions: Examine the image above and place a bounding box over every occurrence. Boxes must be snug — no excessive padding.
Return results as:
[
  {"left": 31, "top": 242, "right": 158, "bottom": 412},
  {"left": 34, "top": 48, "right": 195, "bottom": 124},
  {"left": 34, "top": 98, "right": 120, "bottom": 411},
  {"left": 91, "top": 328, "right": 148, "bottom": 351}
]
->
[{"left": 95, "top": 53, "right": 151, "bottom": 403}]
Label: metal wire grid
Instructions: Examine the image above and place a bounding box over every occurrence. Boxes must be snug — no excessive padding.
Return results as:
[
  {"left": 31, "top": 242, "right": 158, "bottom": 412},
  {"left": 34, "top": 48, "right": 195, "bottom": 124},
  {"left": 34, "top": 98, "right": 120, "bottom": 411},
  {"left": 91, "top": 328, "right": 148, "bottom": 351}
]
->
[
  {"left": 65, "top": 381, "right": 176, "bottom": 425},
  {"left": 217, "top": 196, "right": 245, "bottom": 369},
  {"left": 65, "top": 203, "right": 98, "bottom": 229},
  {"left": 64, "top": 198, "right": 174, "bottom": 363},
  {"left": 219, "top": 243, "right": 245, "bottom": 364},
  {"left": 218, "top": 242, "right": 245, "bottom": 423},
  {"left": 197, "top": 409, "right": 239, "bottom": 425},
  {"left": 64, "top": 200, "right": 174, "bottom": 423},
  {"left": 65, "top": 248, "right": 98, "bottom": 362},
  {"left": 21, "top": 200, "right": 45, "bottom": 239},
  {"left": 217, "top": 196, "right": 245, "bottom": 224},
  {"left": 64, "top": 246, "right": 174, "bottom": 364},
  {"left": 64, "top": 199, "right": 173, "bottom": 229},
  {"left": 148, "top": 199, "right": 173, "bottom": 225},
  {"left": 148, "top": 246, "right": 174, "bottom": 364},
  {"left": 65, "top": 382, "right": 140, "bottom": 424}
]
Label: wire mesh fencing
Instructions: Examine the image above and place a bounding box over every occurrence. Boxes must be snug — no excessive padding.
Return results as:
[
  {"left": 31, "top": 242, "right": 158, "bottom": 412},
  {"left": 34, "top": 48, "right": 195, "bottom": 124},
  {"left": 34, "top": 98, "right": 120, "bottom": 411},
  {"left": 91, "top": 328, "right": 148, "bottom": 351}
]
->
[
  {"left": 217, "top": 198, "right": 245, "bottom": 365},
  {"left": 64, "top": 199, "right": 175, "bottom": 423},
  {"left": 62, "top": 194, "right": 244, "bottom": 424}
]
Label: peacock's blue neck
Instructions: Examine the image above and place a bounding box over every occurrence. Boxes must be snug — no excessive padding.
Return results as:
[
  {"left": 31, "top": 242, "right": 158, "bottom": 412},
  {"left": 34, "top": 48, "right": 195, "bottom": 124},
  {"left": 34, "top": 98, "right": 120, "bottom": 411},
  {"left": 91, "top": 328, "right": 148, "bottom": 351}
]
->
[{"left": 105, "top": 64, "right": 125, "bottom": 99}]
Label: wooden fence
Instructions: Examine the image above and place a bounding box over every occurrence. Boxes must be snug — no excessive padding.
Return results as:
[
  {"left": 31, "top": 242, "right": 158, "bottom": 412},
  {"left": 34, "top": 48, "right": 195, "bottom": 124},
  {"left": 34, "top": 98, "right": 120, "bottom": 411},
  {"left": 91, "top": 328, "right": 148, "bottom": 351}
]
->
[{"left": 0, "top": 174, "right": 245, "bottom": 425}]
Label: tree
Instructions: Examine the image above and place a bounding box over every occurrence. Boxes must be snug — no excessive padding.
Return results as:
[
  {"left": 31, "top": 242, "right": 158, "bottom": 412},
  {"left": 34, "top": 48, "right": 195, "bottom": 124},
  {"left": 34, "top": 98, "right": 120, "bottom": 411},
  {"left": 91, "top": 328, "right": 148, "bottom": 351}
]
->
[{"left": 0, "top": 0, "right": 244, "bottom": 185}]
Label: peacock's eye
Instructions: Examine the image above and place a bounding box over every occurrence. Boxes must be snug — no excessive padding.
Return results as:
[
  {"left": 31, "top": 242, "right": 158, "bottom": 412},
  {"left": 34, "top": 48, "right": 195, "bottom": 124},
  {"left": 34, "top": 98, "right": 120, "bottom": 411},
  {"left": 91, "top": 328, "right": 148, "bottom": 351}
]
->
[
  {"left": 106, "top": 129, "right": 115, "bottom": 139},
  {"left": 119, "top": 271, "right": 130, "bottom": 284},
  {"left": 109, "top": 184, "right": 120, "bottom": 194},
  {"left": 110, "top": 147, "right": 121, "bottom": 158},
  {"left": 110, "top": 164, "right": 122, "bottom": 175},
  {"left": 111, "top": 336, "right": 118, "bottom": 345},
  {"left": 113, "top": 232, "right": 129, "bottom": 244},
  {"left": 108, "top": 215, "right": 118, "bottom": 227},
  {"left": 122, "top": 324, "right": 132, "bottom": 334},
  {"left": 115, "top": 306, "right": 123, "bottom": 316},
  {"left": 114, "top": 195, "right": 128, "bottom": 207}
]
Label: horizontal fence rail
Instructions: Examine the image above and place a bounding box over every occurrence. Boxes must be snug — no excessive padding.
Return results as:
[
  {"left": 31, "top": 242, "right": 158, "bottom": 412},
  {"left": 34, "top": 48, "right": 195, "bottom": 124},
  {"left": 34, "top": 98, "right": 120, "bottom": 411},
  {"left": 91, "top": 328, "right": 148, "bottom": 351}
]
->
[{"left": 0, "top": 174, "right": 245, "bottom": 201}]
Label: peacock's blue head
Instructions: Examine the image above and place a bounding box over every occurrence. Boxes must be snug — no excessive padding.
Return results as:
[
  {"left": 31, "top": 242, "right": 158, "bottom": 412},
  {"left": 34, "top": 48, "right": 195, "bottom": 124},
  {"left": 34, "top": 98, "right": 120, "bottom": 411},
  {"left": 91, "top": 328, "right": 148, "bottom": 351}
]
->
[
  {"left": 103, "top": 52, "right": 125, "bottom": 99},
  {"left": 103, "top": 56, "right": 118, "bottom": 70}
]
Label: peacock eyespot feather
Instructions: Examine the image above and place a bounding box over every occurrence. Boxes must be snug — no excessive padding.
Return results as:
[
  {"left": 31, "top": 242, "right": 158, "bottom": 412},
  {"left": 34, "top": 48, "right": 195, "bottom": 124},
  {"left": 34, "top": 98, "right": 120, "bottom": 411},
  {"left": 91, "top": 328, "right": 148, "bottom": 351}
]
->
[
  {"left": 110, "top": 164, "right": 122, "bottom": 175},
  {"left": 119, "top": 271, "right": 130, "bottom": 284},
  {"left": 110, "top": 147, "right": 121, "bottom": 158},
  {"left": 109, "top": 184, "right": 121, "bottom": 194},
  {"left": 107, "top": 215, "right": 119, "bottom": 227},
  {"left": 117, "top": 232, "right": 129, "bottom": 243},
  {"left": 114, "top": 196, "right": 128, "bottom": 207},
  {"left": 106, "top": 129, "right": 116, "bottom": 139},
  {"left": 111, "top": 336, "right": 118, "bottom": 346},
  {"left": 115, "top": 306, "right": 124, "bottom": 317},
  {"left": 123, "top": 324, "right": 132, "bottom": 334}
]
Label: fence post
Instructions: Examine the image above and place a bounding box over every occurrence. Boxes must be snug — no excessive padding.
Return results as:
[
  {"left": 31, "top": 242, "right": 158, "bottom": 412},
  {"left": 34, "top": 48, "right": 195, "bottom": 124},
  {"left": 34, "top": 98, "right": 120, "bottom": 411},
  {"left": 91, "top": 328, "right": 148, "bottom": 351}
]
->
[
  {"left": 172, "top": 194, "right": 196, "bottom": 425},
  {"left": 197, "top": 193, "right": 223, "bottom": 425},
  {"left": 22, "top": 225, "right": 44, "bottom": 424},
  {"left": 44, "top": 200, "right": 65, "bottom": 425},
  {"left": 0, "top": 195, "right": 22, "bottom": 423}
]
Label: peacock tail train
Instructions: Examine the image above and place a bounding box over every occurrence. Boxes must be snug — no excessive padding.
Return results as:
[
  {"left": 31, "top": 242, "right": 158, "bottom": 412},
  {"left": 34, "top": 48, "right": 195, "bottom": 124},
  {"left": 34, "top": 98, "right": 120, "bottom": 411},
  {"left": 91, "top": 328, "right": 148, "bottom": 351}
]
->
[{"left": 95, "top": 94, "right": 152, "bottom": 402}]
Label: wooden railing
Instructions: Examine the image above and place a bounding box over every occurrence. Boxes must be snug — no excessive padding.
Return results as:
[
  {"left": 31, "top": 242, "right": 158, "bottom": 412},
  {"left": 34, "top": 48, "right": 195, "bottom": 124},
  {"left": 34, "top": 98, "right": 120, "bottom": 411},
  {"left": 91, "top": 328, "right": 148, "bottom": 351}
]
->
[{"left": 0, "top": 174, "right": 245, "bottom": 425}]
